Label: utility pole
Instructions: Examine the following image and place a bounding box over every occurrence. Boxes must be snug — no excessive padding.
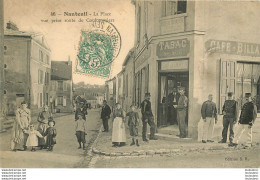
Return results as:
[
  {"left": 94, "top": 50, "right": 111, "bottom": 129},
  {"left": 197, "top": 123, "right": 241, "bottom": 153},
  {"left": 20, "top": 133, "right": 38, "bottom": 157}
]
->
[{"left": 0, "top": 0, "right": 5, "bottom": 132}]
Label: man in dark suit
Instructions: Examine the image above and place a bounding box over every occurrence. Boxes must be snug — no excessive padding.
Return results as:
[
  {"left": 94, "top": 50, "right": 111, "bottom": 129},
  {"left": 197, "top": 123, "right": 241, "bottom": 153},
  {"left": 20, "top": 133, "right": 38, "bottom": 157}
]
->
[
  {"left": 168, "top": 88, "right": 178, "bottom": 125},
  {"left": 75, "top": 102, "right": 88, "bottom": 121},
  {"left": 141, "top": 93, "right": 157, "bottom": 141},
  {"left": 101, "top": 100, "right": 111, "bottom": 132}
]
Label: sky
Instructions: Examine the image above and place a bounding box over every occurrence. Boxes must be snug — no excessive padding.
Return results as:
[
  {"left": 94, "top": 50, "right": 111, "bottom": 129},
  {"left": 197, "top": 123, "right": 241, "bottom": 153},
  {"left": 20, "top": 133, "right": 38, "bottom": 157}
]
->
[{"left": 4, "top": 0, "right": 135, "bottom": 85}]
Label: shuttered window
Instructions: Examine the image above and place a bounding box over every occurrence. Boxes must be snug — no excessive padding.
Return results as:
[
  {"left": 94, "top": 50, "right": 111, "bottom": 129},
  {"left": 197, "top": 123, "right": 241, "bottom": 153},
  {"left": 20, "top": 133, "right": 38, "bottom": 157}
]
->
[{"left": 219, "top": 60, "right": 236, "bottom": 112}]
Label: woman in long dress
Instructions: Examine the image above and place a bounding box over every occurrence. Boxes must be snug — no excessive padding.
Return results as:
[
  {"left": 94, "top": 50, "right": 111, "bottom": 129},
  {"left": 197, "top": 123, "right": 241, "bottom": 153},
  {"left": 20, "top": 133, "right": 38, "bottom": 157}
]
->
[
  {"left": 37, "top": 106, "right": 52, "bottom": 149},
  {"left": 10, "top": 101, "right": 31, "bottom": 151},
  {"left": 112, "top": 103, "right": 126, "bottom": 147}
]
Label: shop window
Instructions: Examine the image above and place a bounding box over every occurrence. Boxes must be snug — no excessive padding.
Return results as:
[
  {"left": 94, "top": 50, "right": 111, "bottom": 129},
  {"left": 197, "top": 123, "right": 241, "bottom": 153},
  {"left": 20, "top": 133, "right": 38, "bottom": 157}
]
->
[
  {"left": 235, "top": 62, "right": 260, "bottom": 110},
  {"left": 162, "top": 0, "right": 187, "bottom": 17}
]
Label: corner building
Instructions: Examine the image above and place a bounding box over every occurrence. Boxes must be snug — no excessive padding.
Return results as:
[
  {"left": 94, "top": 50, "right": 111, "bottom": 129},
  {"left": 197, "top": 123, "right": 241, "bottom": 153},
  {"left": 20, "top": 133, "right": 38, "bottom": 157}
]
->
[{"left": 131, "top": 0, "right": 260, "bottom": 139}]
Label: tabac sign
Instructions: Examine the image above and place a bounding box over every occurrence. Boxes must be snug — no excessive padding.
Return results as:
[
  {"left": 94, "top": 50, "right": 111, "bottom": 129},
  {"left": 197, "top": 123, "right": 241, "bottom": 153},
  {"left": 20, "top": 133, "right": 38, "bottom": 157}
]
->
[
  {"left": 156, "top": 38, "right": 190, "bottom": 58},
  {"left": 205, "top": 40, "right": 260, "bottom": 57}
]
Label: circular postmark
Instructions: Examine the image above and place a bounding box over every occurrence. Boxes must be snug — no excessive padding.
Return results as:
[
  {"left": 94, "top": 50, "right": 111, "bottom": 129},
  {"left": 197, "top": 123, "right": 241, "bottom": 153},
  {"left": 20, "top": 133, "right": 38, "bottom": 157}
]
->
[{"left": 76, "top": 20, "right": 121, "bottom": 78}]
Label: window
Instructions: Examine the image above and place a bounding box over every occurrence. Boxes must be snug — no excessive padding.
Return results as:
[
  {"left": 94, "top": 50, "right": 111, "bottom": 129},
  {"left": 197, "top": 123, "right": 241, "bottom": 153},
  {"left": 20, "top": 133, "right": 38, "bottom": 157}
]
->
[
  {"left": 46, "top": 55, "right": 50, "bottom": 65},
  {"left": 39, "top": 50, "right": 44, "bottom": 62},
  {"left": 4, "top": 46, "right": 7, "bottom": 55},
  {"left": 126, "top": 74, "right": 129, "bottom": 97},
  {"left": 39, "top": 93, "right": 43, "bottom": 107},
  {"left": 38, "top": 70, "right": 44, "bottom": 84},
  {"left": 236, "top": 62, "right": 260, "bottom": 109},
  {"left": 58, "top": 81, "right": 63, "bottom": 91},
  {"left": 46, "top": 93, "right": 49, "bottom": 106},
  {"left": 52, "top": 81, "right": 56, "bottom": 91},
  {"left": 57, "top": 96, "right": 63, "bottom": 105},
  {"left": 63, "top": 81, "right": 67, "bottom": 91},
  {"left": 162, "top": 0, "right": 186, "bottom": 17},
  {"left": 137, "top": 5, "right": 141, "bottom": 43},
  {"left": 45, "top": 72, "right": 50, "bottom": 85}
]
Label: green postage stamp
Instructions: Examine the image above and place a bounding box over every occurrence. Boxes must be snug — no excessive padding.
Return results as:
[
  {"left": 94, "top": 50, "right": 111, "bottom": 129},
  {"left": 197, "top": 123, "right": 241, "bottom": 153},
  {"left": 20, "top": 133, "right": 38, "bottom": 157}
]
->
[{"left": 75, "top": 21, "right": 121, "bottom": 78}]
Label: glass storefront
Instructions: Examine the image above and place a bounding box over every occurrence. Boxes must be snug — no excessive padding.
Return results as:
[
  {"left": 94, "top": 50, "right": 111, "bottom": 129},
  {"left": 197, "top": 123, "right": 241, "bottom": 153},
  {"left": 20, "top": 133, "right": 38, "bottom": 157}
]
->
[{"left": 236, "top": 62, "right": 260, "bottom": 110}]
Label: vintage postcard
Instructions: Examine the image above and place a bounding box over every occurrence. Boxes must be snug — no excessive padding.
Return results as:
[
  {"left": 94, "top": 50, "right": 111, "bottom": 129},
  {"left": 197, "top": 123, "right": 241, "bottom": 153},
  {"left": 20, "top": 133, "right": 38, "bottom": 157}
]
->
[{"left": 0, "top": 0, "right": 260, "bottom": 172}]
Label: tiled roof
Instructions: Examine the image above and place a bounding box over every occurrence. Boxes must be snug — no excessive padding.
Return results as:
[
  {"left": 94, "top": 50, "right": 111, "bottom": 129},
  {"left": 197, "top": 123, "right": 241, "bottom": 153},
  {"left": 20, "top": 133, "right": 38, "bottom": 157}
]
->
[{"left": 51, "top": 61, "right": 72, "bottom": 80}]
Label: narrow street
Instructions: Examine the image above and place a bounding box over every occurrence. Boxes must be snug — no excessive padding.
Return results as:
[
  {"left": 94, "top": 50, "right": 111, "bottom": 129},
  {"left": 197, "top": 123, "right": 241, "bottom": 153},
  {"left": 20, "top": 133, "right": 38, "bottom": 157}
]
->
[{"left": 0, "top": 109, "right": 101, "bottom": 168}]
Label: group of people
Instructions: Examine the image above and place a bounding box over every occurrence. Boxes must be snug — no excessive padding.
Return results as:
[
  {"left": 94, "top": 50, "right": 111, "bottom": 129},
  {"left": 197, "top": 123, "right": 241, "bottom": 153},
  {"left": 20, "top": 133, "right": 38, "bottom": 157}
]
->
[
  {"left": 101, "top": 88, "right": 257, "bottom": 148},
  {"left": 11, "top": 102, "right": 57, "bottom": 152},
  {"left": 201, "top": 92, "right": 257, "bottom": 147},
  {"left": 100, "top": 92, "right": 158, "bottom": 148}
]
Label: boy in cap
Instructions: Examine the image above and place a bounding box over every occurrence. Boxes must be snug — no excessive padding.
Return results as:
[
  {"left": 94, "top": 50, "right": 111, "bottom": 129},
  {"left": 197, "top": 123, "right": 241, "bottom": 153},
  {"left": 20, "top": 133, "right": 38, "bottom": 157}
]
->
[
  {"left": 230, "top": 93, "right": 257, "bottom": 148},
  {"left": 75, "top": 115, "right": 87, "bottom": 150},
  {"left": 219, "top": 92, "right": 238, "bottom": 144},
  {"left": 126, "top": 105, "right": 140, "bottom": 146},
  {"left": 141, "top": 93, "right": 157, "bottom": 141}
]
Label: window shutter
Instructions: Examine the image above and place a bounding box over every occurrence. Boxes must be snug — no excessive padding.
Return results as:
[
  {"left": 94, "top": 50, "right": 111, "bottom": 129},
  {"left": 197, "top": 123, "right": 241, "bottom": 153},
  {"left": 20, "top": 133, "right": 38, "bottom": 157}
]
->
[
  {"left": 220, "top": 59, "right": 236, "bottom": 112},
  {"left": 63, "top": 96, "right": 66, "bottom": 106}
]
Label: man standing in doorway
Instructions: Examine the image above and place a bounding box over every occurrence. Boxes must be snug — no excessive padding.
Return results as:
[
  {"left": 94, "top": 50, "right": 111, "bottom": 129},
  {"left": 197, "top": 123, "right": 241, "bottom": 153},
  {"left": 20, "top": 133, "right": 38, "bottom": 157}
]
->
[
  {"left": 219, "top": 92, "right": 238, "bottom": 144},
  {"left": 201, "top": 94, "right": 218, "bottom": 143},
  {"left": 168, "top": 88, "right": 178, "bottom": 125},
  {"left": 101, "top": 100, "right": 111, "bottom": 132},
  {"left": 141, "top": 93, "right": 157, "bottom": 141},
  {"left": 229, "top": 93, "right": 257, "bottom": 148},
  {"left": 176, "top": 87, "right": 188, "bottom": 138}
]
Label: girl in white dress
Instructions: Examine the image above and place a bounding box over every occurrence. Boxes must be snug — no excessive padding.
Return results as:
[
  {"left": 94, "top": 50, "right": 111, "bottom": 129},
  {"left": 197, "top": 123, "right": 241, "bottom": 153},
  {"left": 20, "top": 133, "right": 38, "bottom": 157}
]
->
[{"left": 24, "top": 124, "right": 43, "bottom": 151}]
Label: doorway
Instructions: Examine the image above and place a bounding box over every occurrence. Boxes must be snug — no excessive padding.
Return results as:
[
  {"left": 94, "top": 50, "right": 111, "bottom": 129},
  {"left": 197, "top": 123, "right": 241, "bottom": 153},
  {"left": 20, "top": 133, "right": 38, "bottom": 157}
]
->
[{"left": 158, "top": 72, "right": 189, "bottom": 127}]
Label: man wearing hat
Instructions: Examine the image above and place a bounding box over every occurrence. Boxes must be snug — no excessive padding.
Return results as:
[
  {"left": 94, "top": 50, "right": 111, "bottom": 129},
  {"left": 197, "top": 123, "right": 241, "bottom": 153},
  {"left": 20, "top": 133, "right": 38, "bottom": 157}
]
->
[
  {"left": 219, "top": 92, "right": 238, "bottom": 144},
  {"left": 141, "top": 92, "right": 157, "bottom": 141},
  {"left": 230, "top": 93, "right": 257, "bottom": 147},
  {"left": 75, "top": 101, "right": 88, "bottom": 121},
  {"left": 101, "top": 100, "right": 111, "bottom": 132},
  {"left": 176, "top": 87, "right": 188, "bottom": 138}
]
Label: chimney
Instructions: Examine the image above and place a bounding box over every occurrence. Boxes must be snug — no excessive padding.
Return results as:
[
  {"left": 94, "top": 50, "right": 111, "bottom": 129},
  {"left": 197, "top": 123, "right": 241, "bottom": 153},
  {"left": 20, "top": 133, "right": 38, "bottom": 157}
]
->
[
  {"left": 6, "top": 21, "right": 19, "bottom": 31},
  {"left": 68, "top": 55, "right": 72, "bottom": 66}
]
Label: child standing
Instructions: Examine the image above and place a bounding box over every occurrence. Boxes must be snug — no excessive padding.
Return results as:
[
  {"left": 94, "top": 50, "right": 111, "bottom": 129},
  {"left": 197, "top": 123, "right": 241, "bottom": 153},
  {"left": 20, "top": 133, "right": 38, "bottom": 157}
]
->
[
  {"left": 45, "top": 120, "right": 57, "bottom": 151},
  {"left": 23, "top": 124, "right": 43, "bottom": 151},
  {"left": 75, "top": 115, "right": 87, "bottom": 150},
  {"left": 126, "top": 105, "right": 140, "bottom": 146}
]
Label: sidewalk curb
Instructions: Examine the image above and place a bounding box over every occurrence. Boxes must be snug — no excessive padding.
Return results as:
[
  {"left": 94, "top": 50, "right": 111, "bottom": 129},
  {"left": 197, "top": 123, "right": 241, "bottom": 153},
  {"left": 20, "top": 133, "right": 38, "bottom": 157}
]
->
[{"left": 91, "top": 136, "right": 234, "bottom": 157}]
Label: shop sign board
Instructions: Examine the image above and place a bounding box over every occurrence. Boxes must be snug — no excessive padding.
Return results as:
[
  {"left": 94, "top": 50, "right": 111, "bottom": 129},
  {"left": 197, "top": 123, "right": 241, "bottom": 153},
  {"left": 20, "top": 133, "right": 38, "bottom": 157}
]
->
[
  {"left": 161, "top": 60, "right": 189, "bottom": 71},
  {"left": 156, "top": 38, "right": 190, "bottom": 58},
  {"left": 205, "top": 39, "right": 260, "bottom": 57}
]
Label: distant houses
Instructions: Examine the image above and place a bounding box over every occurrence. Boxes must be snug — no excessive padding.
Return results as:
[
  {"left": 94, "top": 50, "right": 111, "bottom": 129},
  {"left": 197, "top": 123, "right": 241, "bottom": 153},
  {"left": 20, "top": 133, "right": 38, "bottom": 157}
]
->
[{"left": 50, "top": 59, "right": 73, "bottom": 113}]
